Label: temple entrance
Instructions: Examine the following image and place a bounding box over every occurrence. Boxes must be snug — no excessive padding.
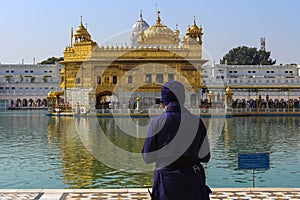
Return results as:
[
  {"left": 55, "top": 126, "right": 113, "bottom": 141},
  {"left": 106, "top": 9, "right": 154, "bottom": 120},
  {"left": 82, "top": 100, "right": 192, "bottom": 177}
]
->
[{"left": 95, "top": 92, "right": 119, "bottom": 110}]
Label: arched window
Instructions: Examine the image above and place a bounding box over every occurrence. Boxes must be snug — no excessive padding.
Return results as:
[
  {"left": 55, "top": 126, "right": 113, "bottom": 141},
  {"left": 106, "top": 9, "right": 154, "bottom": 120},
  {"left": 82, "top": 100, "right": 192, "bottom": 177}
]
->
[{"left": 22, "top": 99, "right": 28, "bottom": 107}]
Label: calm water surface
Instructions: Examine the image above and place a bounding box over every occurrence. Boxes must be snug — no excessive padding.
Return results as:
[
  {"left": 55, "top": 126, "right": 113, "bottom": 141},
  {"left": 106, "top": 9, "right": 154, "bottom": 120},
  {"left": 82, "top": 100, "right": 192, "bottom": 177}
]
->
[{"left": 0, "top": 110, "right": 299, "bottom": 188}]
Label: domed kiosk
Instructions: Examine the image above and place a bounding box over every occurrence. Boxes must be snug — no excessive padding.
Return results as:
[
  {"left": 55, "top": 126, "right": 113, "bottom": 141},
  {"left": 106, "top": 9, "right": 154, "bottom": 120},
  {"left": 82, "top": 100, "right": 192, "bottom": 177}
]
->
[{"left": 130, "top": 10, "right": 150, "bottom": 47}]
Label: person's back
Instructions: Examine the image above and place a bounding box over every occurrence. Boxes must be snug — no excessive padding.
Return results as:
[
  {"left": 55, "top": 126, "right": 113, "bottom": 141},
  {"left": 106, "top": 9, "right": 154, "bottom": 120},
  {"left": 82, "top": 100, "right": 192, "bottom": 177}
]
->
[{"left": 142, "top": 81, "right": 211, "bottom": 200}]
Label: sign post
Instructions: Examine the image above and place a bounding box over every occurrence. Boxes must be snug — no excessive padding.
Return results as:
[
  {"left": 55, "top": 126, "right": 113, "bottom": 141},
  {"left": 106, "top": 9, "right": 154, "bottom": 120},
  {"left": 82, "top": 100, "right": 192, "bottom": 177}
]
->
[{"left": 237, "top": 153, "right": 270, "bottom": 187}]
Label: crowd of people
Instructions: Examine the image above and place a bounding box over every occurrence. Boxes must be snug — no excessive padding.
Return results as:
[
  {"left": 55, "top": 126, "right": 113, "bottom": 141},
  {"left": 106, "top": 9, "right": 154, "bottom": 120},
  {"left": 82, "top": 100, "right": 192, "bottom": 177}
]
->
[
  {"left": 198, "top": 95, "right": 300, "bottom": 111},
  {"left": 231, "top": 97, "right": 300, "bottom": 109}
]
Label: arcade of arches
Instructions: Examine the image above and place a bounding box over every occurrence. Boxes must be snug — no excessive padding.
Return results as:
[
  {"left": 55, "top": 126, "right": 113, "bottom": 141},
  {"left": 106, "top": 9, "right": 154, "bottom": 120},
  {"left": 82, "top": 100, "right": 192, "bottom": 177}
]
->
[{"left": 95, "top": 92, "right": 199, "bottom": 110}]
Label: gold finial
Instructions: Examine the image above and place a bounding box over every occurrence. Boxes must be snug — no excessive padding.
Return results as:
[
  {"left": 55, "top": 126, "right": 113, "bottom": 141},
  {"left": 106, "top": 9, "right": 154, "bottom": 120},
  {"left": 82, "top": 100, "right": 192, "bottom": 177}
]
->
[
  {"left": 174, "top": 24, "right": 179, "bottom": 36},
  {"left": 174, "top": 24, "right": 179, "bottom": 33},
  {"left": 80, "top": 16, "right": 83, "bottom": 25},
  {"left": 156, "top": 10, "right": 161, "bottom": 24}
]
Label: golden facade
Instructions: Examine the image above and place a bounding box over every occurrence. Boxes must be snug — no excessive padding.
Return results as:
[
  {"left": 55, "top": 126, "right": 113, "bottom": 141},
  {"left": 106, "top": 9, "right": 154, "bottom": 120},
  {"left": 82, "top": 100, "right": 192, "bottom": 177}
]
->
[{"left": 59, "top": 11, "right": 206, "bottom": 111}]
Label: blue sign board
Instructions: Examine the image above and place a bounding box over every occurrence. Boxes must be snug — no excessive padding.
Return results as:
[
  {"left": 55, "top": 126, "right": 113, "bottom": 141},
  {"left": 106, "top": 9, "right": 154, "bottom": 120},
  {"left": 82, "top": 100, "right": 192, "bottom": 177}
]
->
[{"left": 238, "top": 153, "right": 270, "bottom": 170}]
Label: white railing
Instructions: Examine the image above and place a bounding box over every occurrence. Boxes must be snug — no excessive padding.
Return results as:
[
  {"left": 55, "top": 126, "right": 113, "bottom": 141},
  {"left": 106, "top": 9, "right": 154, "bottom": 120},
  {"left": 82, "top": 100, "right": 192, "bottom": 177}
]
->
[
  {"left": 148, "top": 108, "right": 164, "bottom": 115},
  {"left": 231, "top": 107, "right": 300, "bottom": 113},
  {"left": 148, "top": 107, "right": 300, "bottom": 115},
  {"left": 111, "top": 109, "right": 131, "bottom": 114},
  {"left": 95, "top": 108, "right": 131, "bottom": 114},
  {"left": 68, "top": 106, "right": 300, "bottom": 116}
]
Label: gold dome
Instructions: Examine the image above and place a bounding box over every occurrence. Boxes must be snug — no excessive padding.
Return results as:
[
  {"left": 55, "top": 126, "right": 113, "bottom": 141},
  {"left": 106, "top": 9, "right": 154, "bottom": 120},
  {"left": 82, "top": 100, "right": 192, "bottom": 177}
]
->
[
  {"left": 144, "top": 24, "right": 175, "bottom": 39},
  {"left": 139, "top": 11, "right": 179, "bottom": 46},
  {"left": 74, "top": 16, "right": 92, "bottom": 43},
  {"left": 75, "top": 24, "right": 90, "bottom": 36},
  {"left": 185, "top": 16, "right": 203, "bottom": 46},
  {"left": 186, "top": 16, "right": 202, "bottom": 35}
]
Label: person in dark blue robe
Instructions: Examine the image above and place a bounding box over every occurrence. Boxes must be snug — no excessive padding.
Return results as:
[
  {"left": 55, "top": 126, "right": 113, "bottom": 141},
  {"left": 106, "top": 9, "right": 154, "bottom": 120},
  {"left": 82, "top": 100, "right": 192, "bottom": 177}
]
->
[{"left": 142, "top": 81, "right": 211, "bottom": 200}]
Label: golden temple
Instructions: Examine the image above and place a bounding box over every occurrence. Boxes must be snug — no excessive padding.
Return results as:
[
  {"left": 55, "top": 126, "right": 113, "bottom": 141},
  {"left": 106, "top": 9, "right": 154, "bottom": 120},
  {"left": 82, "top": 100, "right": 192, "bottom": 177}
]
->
[{"left": 49, "top": 11, "right": 208, "bottom": 114}]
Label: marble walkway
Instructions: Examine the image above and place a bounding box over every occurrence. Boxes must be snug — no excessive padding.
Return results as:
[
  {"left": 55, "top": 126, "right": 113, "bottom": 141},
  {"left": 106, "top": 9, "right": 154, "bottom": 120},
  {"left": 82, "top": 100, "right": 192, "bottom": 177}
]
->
[{"left": 0, "top": 188, "right": 300, "bottom": 200}]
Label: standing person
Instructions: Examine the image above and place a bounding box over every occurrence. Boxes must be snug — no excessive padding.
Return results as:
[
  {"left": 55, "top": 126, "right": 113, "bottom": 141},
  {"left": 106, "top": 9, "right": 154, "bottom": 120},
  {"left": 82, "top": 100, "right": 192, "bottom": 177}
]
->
[{"left": 142, "top": 81, "right": 211, "bottom": 200}]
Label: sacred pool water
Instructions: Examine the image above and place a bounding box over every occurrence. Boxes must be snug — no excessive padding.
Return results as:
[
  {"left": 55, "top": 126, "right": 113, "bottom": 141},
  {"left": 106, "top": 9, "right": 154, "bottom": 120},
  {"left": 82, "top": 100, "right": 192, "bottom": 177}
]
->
[{"left": 0, "top": 110, "right": 299, "bottom": 188}]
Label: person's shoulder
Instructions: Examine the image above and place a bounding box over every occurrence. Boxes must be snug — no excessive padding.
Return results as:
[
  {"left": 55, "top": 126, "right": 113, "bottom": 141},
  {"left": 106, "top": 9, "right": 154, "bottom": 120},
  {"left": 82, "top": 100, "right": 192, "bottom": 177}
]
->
[
  {"left": 148, "top": 112, "right": 168, "bottom": 134},
  {"left": 182, "top": 109, "right": 206, "bottom": 125},
  {"left": 151, "top": 112, "right": 167, "bottom": 124},
  {"left": 182, "top": 108, "right": 198, "bottom": 118}
]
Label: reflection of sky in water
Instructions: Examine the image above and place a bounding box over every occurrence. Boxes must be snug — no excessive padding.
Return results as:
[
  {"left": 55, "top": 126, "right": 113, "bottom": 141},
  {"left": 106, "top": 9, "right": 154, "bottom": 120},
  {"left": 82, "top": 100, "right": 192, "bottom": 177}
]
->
[
  {"left": 0, "top": 111, "right": 299, "bottom": 188},
  {"left": 206, "top": 117, "right": 300, "bottom": 187}
]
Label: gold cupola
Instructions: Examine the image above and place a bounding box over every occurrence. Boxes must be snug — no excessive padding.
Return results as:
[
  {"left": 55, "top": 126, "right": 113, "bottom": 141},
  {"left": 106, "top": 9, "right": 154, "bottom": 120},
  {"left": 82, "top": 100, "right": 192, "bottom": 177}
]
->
[
  {"left": 138, "top": 11, "right": 180, "bottom": 46},
  {"left": 74, "top": 16, "right": 92, "bottom": 43},
  {"left": 173, "top": 24, "right": 180, "bottom": 38},
  {"left": 186, "top": 16, "right": 203, "bottom": 45}
]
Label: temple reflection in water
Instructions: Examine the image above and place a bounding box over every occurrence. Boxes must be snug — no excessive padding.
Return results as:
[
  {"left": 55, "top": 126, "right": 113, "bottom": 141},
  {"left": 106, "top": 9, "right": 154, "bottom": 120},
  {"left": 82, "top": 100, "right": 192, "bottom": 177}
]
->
[
  {"left": 46, "top": 116, "right": 153, "bottom": 188},
  {"left": 45, "top": 116, "right": 300, "bottom": 188}
]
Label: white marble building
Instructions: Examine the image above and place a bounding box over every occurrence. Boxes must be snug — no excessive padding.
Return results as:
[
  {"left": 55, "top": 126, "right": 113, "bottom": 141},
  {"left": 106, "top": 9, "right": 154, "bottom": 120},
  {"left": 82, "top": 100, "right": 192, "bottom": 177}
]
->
[
  {"left": 202, "top": 63, "right": 300, "bottom": 101},
  {"left": 0, "top": 63, "right": 62, "bottom": 108}
]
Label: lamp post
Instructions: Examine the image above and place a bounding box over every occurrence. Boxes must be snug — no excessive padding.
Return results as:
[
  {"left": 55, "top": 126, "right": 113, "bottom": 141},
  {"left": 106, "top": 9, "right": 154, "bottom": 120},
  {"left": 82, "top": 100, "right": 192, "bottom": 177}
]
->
[
  {"left": 135, "top": 97, "right": 141, "bottom": 113},
  {"left": 224, "top": 83, "right": 233, "bottom": 109}
]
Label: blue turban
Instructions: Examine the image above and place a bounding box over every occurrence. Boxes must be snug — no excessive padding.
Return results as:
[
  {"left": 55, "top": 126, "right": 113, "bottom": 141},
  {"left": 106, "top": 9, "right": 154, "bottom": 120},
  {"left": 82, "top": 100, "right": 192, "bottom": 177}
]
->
[{"left": 161, "top": 81, "right": 185, "bottom": 105}]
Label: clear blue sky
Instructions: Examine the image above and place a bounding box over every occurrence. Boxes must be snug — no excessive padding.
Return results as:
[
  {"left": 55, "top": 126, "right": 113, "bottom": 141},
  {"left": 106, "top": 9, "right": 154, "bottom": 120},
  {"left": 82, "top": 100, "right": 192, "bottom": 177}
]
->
[{"left": 0, "top": 0, "right": 299, "bottom": 64}]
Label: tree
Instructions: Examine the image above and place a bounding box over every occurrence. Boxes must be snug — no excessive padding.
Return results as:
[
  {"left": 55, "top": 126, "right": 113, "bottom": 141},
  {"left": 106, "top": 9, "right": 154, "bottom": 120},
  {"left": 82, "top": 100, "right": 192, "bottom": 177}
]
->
[
  {"left": 220, "top": 46, "right": 276, "bottom": 65},
  {"left": 40, "top": 56, "right": 63, "bottom": 64}
]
